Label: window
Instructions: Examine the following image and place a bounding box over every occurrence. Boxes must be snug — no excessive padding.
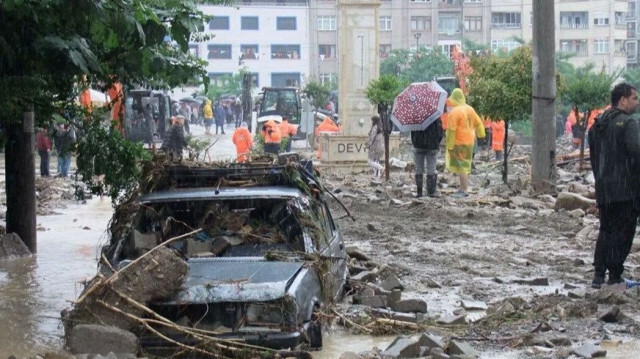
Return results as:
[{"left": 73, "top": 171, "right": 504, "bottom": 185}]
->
[
  {"left": 630, "top": 2, "right": 637, "bottom": 18},
  {"left": 560, "top": 39, "right": 588, "bottom": 56},
  {"left": 465, "top": 0, "right": 482, "bottom": 2},
  {"left": 208, "top": 72, "right": 233, "bottom": 87},
  {"left": 491, "top": 12, "right": 521, "bottom": 28},
  {"left": 319, "top": 44, "right": 336, "bottom": 59},
  {"left": 594, "top": 39, "right": 609, "bottom": 54},
  {"left": 240, "top": 45, "right": 259, "bottom": 60},
  {"left": 441, "top": 0, "right": 454, "bottom": 4},
  {"left": 490, "top": 39, "right": 522, "bottom": 53},
  {"left": 380, "top": 44, "right": 391, "bottom": 58},
  {"left": 379, "top": 16, "right": 392, "bottom": 31},
  {"left": 627, "top": 40, "right": 637, "bottom": 59},
  {"left": 209, "top": 16, "right": 230, "bottom": 30},
  {"left": 277, "top": 17, "right": 297, "bottom": 30},
  {"left": 614, "top": 40, "right": 626, "bottom": 55},
  {"left": 241, "top": 16, "right": 259, "bottom": 30},
  {"left": 559, "top": 12, "right": 588, "bottom": 29},
  {"left": 188, "top": 44, "right": 199, "bottom": 58},
  {"left": 271, "top": 73, "right": 300, "bottom": 87},
  {"left": 594, "top": 17, "right": 609, "bottom": 26},
  {"left": 410, "top": 0, "right": 431, "bottom": 3},
  {"left": 464, "top": 16, "right": 482, "bottom": 31},
  {"left": 250, "top": 72, "right": 260, "bottom": 88},
  {"left": 319, "top": 73, "right": 337, "bottom": 86},
  {"left": 271, "top": 45, "right": 300, "bottom": 59},
  {"left": 318, "top": 16, "right": 336, "bottom": 30},
  {"left": 411, "top": 16, "right": 428, "bottom": 31},
  {"left": 615, "top": 12, "right": 626, "bottom": 25},
  {"left": 208, "top": 45, "right": 232, "bottom": 59},
  {"left": 439, "top": 15, "right": 459, "bottom": 34}
]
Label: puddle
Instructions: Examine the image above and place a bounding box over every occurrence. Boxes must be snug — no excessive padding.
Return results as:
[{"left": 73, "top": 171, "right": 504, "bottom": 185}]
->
[{"left": 601, "top": 339, "right": 640, "bottom": 358}]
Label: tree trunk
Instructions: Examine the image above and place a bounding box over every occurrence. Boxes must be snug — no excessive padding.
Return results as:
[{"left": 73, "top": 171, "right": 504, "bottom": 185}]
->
[
  {"left": 378, "top": 104, "right": 390, "bottom": 182},
  {"left": 579, "top": 110, "right": 589, "bottom": 171},
  {"left": 531, "top": 0, "right": 557, "bottom": 193},
  {"left": 502, "top": 121, "right": 508, "bottom": 183},
  {"left": 5, "top": 110, "right": 37, "bottom": 253}
]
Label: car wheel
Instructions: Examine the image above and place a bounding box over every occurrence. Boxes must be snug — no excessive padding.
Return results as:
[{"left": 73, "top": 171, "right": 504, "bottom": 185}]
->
[{"left": 307, "top": 318, "right": 322, "bottom": 350}]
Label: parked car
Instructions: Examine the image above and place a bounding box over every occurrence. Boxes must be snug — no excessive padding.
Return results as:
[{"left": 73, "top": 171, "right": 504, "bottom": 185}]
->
[{"left": 101, "top": 160, "right": 348, "bottom": 352}]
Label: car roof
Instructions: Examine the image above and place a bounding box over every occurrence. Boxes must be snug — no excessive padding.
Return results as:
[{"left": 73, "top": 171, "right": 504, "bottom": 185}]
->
[{"left": 140, "top": 186, "right": 304, "bottom": 203}]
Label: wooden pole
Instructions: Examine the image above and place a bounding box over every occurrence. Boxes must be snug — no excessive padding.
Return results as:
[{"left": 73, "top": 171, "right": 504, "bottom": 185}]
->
[{"left": 531, "top": 0, "right": 557, "bottom": 192}]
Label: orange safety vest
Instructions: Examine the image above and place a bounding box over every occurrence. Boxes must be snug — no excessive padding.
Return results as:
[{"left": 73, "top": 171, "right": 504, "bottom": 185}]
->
[
  {"left": 261, "top": 119, "right": 282, "bottom": 144},
  {"left": 279, "top": 120, "right": 298, "bottom": 138},
  {"left": 232, "top": 127, "right": 253, "bottom": 163},
  {"left": 491, "top": 120, "right": 505, "bottom": 151}
]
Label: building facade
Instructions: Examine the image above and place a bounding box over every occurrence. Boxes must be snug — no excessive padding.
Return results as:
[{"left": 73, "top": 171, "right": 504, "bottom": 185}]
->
[{"left": 195, "top": 0, "right": 631, "bottom": 89}]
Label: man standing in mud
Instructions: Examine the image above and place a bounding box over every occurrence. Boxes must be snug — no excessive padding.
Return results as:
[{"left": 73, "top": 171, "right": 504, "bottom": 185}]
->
[{"left": 588, "top": 83, "right": 640, "bottom": 288}]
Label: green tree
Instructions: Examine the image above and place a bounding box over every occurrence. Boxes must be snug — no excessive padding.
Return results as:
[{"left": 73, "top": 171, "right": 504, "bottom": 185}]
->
[
  {"left": 562, "top": 63, "right": 617, "bottom": 169},
  {"left": 381, "top": 49, "right": 453, "bottom": 84},
  {"left": 0, "top": 0, "right": 230, "bottom": 250},
  {"left": 204, "top": 68, "right": 251, "bottom": 100},
  {"left": 364, "top": 75, "right": 406, "bottom": 181},
  {"left": 622, "top": 66, "right": 640, "bottom": 89},
  {"left": 467, "top": 45, "right": 533, "bottom": 182}
]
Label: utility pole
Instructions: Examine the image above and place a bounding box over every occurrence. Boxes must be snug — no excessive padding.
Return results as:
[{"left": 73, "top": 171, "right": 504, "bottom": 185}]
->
[{"left": 531, "top": 0, "right": 556, "bottom": 193}]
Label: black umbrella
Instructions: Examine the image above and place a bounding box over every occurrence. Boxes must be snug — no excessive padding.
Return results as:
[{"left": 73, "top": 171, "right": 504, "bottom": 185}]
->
[{"left": 180, "top": 96, "right": 200, "bottom": 104}]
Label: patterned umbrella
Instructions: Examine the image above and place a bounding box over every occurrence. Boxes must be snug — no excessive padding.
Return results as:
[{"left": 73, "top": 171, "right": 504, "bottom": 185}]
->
[{"left": 391, "top": 81, "right": 447, "bottom": 132}]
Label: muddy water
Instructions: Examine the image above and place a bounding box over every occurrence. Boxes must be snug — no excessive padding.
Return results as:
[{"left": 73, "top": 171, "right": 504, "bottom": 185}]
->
[{"left": 0, "top": 197, "right": 112, "bottom": 358}]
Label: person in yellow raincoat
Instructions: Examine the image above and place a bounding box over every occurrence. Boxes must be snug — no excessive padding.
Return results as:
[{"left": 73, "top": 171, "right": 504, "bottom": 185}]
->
[{"left": 445, "top": 88, "right": 486, "bottom": 197}]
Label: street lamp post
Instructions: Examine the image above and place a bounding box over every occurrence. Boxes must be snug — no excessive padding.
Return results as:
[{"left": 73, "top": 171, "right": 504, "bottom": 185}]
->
[{"left": 414, "top": 32, "right": 422, "bottom": 51}]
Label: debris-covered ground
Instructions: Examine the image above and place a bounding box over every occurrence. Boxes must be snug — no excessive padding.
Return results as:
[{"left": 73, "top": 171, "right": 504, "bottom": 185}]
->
[
  {"left": 320, "top": 137, "right": 640, "bottom": 358},
  {"left": 3, "top": 135, "right": 640, "bottom": 358}
]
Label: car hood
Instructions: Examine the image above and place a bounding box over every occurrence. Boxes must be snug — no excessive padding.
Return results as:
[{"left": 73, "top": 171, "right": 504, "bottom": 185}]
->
[{"left": 159, "top": 258, "right": 304, "bottom": 304}]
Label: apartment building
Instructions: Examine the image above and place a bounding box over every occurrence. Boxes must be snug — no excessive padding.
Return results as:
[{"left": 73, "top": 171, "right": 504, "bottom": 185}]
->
[
  {"left": 309, "top": 0, "right": 639, "bottom": 80},
  {"left": 196, "top": 1, "right": 310, "bottom": 89},
  {"left": 195, "top": 0, "right": 630, "bottom": 89}
]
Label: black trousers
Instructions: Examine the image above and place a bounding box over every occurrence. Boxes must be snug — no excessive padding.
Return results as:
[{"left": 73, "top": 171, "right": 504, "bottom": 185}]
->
[
  {"left": 264, "top": 143, "right": 280, "bottom": 155},
  {"left": 38, "top": 150, "right": 50, "bottom": 177},
  {"left": 594, "top": 201, "right": 638, "bottom": 280}
]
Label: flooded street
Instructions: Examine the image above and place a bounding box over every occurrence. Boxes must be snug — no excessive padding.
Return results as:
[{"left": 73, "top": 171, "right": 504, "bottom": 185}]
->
[{"left": 0, "top": 197, "right": 112, "bottom": 358}]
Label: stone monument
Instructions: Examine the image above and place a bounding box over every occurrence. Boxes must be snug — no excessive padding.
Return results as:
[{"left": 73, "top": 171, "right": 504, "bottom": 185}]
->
[{"left": 319, "top": 0, "right": 381, "bottom": 164}]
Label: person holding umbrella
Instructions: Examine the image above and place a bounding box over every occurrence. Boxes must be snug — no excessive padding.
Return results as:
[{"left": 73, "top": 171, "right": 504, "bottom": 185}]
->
[
  {"left": 391, "top": 81, "right": 448, "bottom": 190},
  {"left": 445, "top": 88, "right": 485, "bottom": 197},
  {"left": 411, "top": 114, "right": 444, "bottom": 197}
]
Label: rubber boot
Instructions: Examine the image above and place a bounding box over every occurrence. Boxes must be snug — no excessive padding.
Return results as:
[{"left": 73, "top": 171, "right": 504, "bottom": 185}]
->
[
  {"left": 415, "top": 174, "right": 423, "bottom": 198},
  {"left": 427, "top": 174, "right": 440, "bottom": 198}
]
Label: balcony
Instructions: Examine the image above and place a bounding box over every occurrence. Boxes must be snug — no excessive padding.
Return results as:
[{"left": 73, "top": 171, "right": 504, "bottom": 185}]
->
[{"left": 559, "top": 23, "right": 589, "bottom": 29}]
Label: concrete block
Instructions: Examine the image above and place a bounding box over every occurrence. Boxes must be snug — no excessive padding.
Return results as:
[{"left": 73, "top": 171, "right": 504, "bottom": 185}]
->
[
  {"left": 419, "top": 332, "right": 445, "bottom": 350},
  {"left": 571, "top": 343, "right": 607, "bottom": 358},
  {"left": 67, "top": 324, "right": 138, "bottom": 355},
  {"left": 446, "top": 340, "right": 478, "bottom": 357},
  {"left": 380, "top": 273, "right": 404, "bottom": 291},
  {"left": 393, "top": 298, "right": 428, "bottom": 313},
  {"left": 355, "top": 295, "right": 388, "bottom": 308},
  {"left": 382, "top": 337, "right": 420, "bottom": 358}
]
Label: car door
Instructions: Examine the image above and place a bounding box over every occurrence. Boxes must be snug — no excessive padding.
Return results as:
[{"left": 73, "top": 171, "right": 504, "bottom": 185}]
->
[{"left": 319, "top": 202, "right": 348, "bottom": 300}]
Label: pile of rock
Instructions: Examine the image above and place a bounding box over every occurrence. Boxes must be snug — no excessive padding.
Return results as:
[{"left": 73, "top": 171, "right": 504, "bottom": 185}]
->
[{"left": 339, "top": 331, "right": 478, "bottom": 359}]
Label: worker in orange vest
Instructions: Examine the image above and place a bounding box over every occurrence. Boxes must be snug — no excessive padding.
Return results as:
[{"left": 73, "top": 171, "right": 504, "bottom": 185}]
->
[
  {"left": 314, "top": 115, "right": 340, "bottom": 159},
  {"left": 261, "top": 119, "right": 282, "bottom": 155},
  {"left": 232, "top": 121, "right": 253, "bottom": 163},
  {"left": 279, "top": 117, "right": 298, "bottom": 152},
  {"left": 491, "top": 119, "right": 506, "bottom": 161}
]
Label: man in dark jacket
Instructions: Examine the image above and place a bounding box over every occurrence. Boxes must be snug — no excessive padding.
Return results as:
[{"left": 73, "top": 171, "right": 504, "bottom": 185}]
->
[
  {"left": 162, "top": 116, "right": 188, "bottom": 161},
  {"left": 411, "top": 117, "right": 444, "bottom": 197},
  {"left": 588, "top": 83, "right": 640, "bottom": 288}
]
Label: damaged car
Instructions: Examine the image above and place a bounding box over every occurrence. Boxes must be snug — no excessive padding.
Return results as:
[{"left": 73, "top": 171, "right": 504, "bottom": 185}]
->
[{"left": 100, "top": 160, "right": 348, "bottom": 352}]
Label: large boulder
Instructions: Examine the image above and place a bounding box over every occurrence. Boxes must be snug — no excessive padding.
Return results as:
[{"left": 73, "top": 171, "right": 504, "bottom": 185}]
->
[
  {"left": 0, "top": 233, "right": 31, "bottom": 258},
  {"left": 67, "top": 324, "right": 138, "bottom": 355},
  {"left": 63, "top": 246, "right": 188, "bottom": 335}
]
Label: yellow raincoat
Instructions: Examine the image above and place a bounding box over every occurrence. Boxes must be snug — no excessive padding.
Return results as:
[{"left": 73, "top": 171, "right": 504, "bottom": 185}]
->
[{"left": 445, "top": 89, "right": 485, "bottom": 174}]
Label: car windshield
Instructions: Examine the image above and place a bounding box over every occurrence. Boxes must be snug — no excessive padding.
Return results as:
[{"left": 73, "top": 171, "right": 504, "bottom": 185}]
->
[{"left": 117, "top": 196, "right": 329, "bottom": 260}]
